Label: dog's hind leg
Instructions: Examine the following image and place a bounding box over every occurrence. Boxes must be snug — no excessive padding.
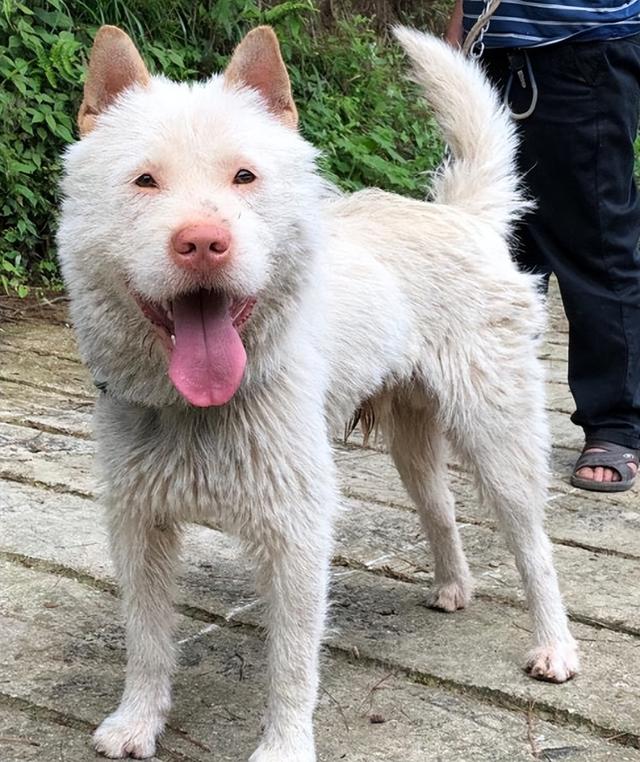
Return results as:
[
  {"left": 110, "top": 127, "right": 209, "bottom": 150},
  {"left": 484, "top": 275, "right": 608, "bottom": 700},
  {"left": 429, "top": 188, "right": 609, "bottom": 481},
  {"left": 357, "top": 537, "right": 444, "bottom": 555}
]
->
[
  {"left": 93, "top": 512, "right": 181, "bottom": 759},
  {"left": 379, "top": 395, "right": 473, "bottom": 612},
  {"left": 443, "top": 364, "right": 579, "bottom": 683}
]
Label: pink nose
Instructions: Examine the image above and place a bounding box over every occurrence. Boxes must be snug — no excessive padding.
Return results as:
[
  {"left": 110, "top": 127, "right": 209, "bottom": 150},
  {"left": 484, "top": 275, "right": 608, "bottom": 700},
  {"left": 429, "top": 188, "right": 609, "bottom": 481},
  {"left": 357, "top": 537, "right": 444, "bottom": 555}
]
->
[{"left": 170, "top": 224, "right": 231, "bottom": 271}]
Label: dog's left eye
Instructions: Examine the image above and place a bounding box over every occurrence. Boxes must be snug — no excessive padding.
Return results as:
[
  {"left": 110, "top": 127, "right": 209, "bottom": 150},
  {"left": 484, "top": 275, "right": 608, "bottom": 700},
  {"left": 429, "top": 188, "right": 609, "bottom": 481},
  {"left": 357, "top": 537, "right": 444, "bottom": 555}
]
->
[
  {"left": 233, "top": 169, "right": 256, "bottom": 185},
  {"left": 134, "top": 173, "right": 158, "bottom": 189}
]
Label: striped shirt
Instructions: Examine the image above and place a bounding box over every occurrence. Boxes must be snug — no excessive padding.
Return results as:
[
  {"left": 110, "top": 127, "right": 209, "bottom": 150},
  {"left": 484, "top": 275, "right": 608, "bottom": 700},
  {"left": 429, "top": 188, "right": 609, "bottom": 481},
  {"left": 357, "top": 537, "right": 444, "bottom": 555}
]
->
[{"left": 463, "top": 0, "right": 640, "bottom": 48}]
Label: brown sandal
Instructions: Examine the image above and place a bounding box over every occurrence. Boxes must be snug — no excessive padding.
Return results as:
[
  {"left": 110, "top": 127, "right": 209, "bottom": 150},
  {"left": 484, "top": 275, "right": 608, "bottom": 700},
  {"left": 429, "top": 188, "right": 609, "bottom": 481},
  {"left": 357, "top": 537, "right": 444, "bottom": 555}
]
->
[{"left": 571, "top": 439, "right": 639, "bottom": 493}]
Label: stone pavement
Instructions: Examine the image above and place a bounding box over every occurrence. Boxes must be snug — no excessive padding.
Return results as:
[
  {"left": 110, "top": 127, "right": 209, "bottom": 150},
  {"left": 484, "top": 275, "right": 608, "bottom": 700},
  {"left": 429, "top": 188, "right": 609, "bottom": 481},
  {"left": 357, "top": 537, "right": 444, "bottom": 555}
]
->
[{"left": 0, "top": 281, "right": 639, "bottom": 762}]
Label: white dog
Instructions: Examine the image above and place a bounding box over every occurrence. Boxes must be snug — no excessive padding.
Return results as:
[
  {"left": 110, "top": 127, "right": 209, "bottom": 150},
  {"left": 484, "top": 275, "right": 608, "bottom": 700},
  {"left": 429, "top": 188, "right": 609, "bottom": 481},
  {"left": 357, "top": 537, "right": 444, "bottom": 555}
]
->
[{"left": 57, "top": 24, "right": 579, "bottom": 761}]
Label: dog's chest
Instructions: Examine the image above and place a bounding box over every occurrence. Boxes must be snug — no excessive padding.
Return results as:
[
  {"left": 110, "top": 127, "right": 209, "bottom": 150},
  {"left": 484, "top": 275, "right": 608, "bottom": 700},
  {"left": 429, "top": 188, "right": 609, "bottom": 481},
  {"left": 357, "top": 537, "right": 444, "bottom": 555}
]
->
[{"left": 95, "top": 395, "right": 330, "bottom": 530}]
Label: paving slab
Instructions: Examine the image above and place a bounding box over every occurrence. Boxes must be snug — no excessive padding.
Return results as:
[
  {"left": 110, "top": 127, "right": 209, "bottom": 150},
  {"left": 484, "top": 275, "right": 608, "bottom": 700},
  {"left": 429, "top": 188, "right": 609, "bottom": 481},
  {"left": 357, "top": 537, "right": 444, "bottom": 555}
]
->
[
  {"left": 3, "top": 473, "right": 640, "bottom": 642},
  {"left": 0, "top": 379, "right": 93, "bottom": 439},
  {"left": 1, "top": 279, "right": 639, "bottom": 760},
  {"left": 0, "top": 345, "right": 93, "bottom": 400},
  {"left": 0, "top": 421, "right": 95, "bottom": 497},
  {"left": 2, "top": 481, "right": 640, "bottom": 748},
  {"left": 336, "top": 446, "right": 640, "bottom": 556},
  {"left": 2, "top": 406, "right": 639, "bottom": 563},
  {"left": 2, "top": 560, "right": 639, "bottom": 762},
  {"left": 0, "top": 707, "right": 165, "bottom": 762}
]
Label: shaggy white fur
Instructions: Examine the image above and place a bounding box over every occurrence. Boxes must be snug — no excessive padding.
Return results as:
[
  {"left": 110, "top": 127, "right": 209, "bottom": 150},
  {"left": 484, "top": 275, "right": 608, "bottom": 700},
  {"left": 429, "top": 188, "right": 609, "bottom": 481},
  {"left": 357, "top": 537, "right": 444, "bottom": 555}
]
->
[{"left": 57, "top": 24, "right": 578, "bottom": 761}]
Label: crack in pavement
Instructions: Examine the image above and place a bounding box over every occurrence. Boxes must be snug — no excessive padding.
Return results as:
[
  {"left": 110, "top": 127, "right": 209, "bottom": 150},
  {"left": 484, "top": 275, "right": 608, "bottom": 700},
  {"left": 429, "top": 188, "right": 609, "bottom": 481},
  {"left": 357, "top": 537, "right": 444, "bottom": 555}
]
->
[
  {"left": 0, "top": 693, "right": 201, "bottom": 762},
  {"left": 1, "top": 549, "right": 639, "bottom": 752}
]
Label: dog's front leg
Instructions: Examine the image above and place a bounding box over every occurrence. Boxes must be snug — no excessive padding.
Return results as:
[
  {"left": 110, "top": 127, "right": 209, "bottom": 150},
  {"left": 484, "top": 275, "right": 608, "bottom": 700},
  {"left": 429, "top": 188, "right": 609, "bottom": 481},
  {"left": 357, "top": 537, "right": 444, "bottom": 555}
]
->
[
  {"left": 94, "top": 510, "right": 181, "bottom": 759},
  {"left": 249, "top": 511, "right": 333, "bottom": 762}
]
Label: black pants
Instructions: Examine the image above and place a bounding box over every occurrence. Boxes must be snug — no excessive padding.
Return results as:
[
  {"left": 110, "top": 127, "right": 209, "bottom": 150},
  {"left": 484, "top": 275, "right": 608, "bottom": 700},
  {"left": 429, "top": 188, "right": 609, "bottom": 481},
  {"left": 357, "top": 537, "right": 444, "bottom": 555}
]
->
[{"left": 483, "top": 36, "right": 640, "bottom": 450}]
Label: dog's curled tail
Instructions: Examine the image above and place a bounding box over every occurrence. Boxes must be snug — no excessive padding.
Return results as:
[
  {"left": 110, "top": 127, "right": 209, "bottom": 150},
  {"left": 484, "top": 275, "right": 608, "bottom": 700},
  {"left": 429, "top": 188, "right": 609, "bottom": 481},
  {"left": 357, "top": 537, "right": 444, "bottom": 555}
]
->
[{"left": 393, "top": 26, "right": 526, "bottom": 238}]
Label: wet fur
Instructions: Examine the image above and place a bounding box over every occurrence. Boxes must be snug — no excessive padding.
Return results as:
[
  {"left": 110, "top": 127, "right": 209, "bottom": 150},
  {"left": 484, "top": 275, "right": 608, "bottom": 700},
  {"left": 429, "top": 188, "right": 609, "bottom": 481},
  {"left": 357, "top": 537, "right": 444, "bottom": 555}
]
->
[{"left": 58, "top": 26, "right": 578, "bottom": 762}]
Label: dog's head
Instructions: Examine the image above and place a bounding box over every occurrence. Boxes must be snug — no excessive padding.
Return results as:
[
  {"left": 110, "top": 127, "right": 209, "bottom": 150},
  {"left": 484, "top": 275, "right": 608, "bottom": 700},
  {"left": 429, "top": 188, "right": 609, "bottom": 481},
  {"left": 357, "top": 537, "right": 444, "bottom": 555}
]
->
[{"left": 58, "top": 26, "right": 324, "bottom": 408}]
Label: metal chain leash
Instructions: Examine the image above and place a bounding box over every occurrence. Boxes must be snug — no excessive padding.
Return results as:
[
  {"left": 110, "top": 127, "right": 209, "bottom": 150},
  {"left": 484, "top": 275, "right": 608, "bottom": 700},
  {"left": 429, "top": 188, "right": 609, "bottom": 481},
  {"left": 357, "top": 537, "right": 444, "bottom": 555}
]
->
[
  {"left": 462, "top": 0, "right": 502, "bottom": 59},
  {"left": 458, "top": 0, "right": 536, "bottom": 120}
]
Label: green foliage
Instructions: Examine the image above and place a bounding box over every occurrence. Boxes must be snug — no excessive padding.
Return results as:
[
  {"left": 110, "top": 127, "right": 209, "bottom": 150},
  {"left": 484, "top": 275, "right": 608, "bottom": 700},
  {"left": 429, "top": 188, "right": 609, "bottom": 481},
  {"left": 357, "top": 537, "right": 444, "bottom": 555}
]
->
[
  {"left": 0, "top": 0, "right": 80, "bottom": 295},
  {"left": 0, "top": 0, "right": 444, "bottom": 295},
  {"left": 284, "top": 16, "right": 443, "bottom": 193}
]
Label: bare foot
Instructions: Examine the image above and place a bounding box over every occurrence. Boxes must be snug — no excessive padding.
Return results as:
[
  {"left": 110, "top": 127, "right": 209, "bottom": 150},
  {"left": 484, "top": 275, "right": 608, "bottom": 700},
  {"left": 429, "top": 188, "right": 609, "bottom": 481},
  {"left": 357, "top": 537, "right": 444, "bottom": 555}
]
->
[{"left": 575, "top": 446, "right": 638, "bottom": 484}]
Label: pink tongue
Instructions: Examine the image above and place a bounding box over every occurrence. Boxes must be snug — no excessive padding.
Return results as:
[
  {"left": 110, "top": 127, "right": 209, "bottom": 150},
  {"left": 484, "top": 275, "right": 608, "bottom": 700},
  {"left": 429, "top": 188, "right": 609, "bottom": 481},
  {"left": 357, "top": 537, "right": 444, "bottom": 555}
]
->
[{"left": 169, "top": 290, "right": 246, "bottom": 407}]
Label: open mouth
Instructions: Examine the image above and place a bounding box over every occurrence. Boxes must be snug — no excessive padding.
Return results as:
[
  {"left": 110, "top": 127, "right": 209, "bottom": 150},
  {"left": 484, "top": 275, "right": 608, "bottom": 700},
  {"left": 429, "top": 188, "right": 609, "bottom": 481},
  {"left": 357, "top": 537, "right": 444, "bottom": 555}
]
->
[{"left": 134, "top": 288, "right": 256, "bottom": 408}]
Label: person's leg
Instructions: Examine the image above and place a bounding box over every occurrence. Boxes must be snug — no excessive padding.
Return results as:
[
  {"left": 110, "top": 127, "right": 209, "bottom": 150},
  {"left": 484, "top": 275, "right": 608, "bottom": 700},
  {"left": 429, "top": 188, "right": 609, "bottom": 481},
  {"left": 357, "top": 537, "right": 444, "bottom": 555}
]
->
[
  {"left": 566, "top": 38, "right": 640, "bottom": 484},
  {"left": 485, "top": 40, "right": 640, "bottom": 486}
]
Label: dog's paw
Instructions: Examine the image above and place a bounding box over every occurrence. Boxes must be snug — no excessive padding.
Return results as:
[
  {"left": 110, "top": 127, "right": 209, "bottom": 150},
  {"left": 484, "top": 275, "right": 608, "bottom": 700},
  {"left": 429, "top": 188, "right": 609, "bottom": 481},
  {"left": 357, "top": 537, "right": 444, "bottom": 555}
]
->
[
  {"left": 249, "top": 747, "right": 316, "bottom": 762},
  {"left": 249, "top": 736, "right": 316, "bottom": 762},
  {"left": 525, "top": 641, "right": 580, "bottom": 683},
  {"left": 93, "top": 711, "right": 163, "bottom": 759},
  {"left": 425, "top": 579, "right": 472, "bottom": 612}
]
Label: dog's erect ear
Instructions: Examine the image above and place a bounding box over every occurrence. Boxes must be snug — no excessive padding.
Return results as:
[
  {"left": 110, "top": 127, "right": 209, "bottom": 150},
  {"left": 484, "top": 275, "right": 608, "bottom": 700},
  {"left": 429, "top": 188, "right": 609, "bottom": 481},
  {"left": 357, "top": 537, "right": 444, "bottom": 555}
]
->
[
  {"left": 78, "top": 25, "right": 150, "bottom": 136},
  {"left": 224, "top": 26, "right": 298, "bottom": 129}
]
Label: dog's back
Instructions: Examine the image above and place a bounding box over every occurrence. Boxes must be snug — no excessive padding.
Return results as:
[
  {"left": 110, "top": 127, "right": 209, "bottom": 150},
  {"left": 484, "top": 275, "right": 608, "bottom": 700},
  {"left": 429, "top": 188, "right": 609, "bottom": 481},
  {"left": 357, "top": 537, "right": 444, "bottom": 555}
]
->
[{"left": 321, "top": 31, "right": 542, "bottom": 428}]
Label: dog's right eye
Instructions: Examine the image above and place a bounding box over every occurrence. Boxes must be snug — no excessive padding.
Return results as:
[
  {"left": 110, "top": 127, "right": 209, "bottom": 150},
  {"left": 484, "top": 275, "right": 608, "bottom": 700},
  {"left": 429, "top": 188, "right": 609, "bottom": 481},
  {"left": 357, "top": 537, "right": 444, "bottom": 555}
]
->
[
  {"left": 233, "top": 169, "right": 256, "bottom": 185},
  {"left": 134, "top": 174, "right": 158, "bottom": 189}
]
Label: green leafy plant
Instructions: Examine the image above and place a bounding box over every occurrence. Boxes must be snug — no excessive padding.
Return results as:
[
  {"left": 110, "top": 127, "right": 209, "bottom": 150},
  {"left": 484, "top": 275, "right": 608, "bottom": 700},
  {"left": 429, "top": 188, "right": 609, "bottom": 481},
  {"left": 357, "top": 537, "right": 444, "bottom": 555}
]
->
[
  {"left": 1, "top": 0, "right": 81, "bottom": 295},
  {"left": 280, "top": 14, "right": 443, "bottom": 193},
  {"left": 0, "top": 0, "right": 444, "bottom": 295}
]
